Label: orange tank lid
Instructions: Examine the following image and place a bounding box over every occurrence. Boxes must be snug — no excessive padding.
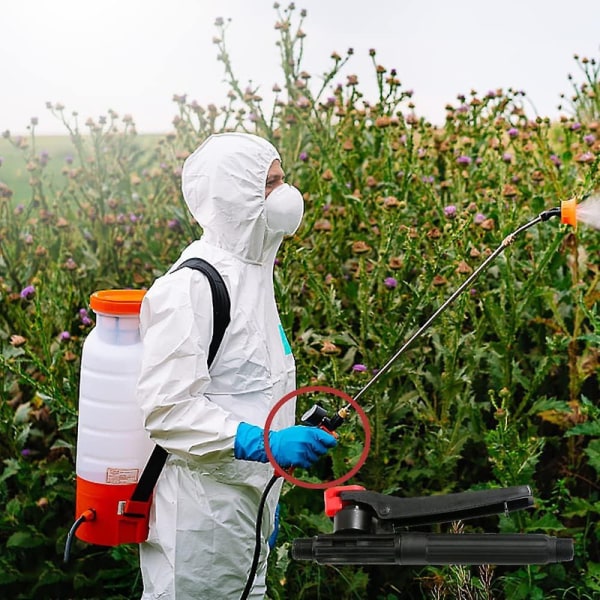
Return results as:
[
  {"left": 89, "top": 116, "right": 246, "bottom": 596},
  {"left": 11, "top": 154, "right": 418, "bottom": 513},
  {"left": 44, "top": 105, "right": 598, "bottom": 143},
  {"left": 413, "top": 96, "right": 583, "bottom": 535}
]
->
[{"left": 90, "top": 289, "right": 147, "bottom": 315}]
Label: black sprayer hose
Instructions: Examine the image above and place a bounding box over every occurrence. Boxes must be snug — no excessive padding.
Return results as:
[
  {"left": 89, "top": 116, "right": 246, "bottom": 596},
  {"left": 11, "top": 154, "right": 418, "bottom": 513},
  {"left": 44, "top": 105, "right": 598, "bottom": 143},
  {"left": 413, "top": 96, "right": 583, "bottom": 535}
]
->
[
  {"left": 241, "top": 474, "right": 280, "bottom": 600},
  {"left": 63, "top": 509, "right": 96, "bottom": 563}
]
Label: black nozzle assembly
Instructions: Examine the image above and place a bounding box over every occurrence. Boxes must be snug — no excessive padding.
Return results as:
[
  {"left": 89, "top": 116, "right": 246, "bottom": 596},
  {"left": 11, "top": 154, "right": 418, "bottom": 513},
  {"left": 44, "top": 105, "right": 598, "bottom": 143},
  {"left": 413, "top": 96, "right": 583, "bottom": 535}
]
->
[
  {"left": 301, "top": 403, "right": 350, "bottom": 433},
  {"left": 539, "top": 206, "right": 561, "bottom": 221}
]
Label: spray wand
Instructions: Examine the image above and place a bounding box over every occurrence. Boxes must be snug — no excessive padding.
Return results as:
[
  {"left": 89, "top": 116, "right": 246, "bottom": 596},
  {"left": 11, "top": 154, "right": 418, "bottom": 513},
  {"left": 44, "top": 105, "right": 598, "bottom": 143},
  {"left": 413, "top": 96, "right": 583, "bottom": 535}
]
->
[{"left": 302, "top": 206, "right": 565, "bottom": 428}]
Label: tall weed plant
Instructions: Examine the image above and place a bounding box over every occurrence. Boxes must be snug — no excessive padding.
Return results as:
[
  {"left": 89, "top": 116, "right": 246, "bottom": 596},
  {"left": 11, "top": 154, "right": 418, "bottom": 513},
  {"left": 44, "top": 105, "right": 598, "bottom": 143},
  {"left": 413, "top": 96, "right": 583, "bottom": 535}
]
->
[{"left": 0, "top": 4, "right": 598, "bottom": 599}]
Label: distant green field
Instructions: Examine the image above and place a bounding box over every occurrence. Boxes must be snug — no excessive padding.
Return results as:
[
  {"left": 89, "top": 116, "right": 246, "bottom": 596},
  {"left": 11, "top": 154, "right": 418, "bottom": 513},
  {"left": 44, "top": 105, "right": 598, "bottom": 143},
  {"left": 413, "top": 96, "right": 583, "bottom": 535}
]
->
[
  {"left": 0, "top": 134, "right": 163, "bottom": 202},
  {"left": 0, "top": 136, "right": 75, "bottom": 201}
]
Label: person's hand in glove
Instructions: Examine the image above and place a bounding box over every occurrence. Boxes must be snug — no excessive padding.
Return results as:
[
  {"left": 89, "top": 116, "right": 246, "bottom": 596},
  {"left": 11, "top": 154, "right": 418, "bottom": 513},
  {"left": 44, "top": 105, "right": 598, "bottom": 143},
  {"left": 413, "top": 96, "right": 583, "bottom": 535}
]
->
[{"left": 234, "top": 422, "right": 337, "bottom": 469}]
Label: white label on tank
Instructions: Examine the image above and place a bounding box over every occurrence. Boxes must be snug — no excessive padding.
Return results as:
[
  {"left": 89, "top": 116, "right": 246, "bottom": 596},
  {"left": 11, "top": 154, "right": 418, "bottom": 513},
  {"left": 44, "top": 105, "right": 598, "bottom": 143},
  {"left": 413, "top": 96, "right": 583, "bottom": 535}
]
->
[{"left": 106, "top": 468, "right": 140, "bottom": 485}]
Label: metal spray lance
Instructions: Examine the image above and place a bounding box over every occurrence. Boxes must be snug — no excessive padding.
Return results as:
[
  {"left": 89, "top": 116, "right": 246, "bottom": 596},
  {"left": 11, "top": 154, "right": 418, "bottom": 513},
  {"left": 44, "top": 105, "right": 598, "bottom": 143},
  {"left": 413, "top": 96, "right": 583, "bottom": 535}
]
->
[{"left": 302, "top": 204, "right": 573, "bottom": 430}]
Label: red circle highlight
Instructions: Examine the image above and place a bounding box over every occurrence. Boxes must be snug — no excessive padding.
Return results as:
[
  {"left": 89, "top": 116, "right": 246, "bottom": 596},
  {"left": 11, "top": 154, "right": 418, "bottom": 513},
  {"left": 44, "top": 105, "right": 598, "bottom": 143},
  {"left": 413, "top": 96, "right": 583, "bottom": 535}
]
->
[{"left": 263, "top": 385, "right": 371, "bottom": 489}]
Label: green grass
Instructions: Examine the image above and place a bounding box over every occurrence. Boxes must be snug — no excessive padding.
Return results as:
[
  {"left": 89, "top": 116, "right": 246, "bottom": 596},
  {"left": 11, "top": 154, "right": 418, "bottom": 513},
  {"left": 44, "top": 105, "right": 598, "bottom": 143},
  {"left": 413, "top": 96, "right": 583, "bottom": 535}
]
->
[{"left": 0, "top": 136, "right": 77, "bottom": 201}]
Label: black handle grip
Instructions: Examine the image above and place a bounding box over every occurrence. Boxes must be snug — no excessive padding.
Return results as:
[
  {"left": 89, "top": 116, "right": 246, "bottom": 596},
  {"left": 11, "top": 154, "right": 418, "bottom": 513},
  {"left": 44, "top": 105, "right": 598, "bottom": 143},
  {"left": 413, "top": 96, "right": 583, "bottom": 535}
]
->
[{"left": 292, "top": 532, "right": 574, "bottom": 565}]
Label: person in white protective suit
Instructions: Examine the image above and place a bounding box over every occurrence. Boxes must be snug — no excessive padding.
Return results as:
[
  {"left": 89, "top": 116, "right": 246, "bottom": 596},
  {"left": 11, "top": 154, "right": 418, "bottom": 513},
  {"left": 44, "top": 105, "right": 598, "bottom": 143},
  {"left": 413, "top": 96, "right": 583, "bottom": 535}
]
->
[{"left": 136, "top": 132, "right": 337, "bottom": 599}]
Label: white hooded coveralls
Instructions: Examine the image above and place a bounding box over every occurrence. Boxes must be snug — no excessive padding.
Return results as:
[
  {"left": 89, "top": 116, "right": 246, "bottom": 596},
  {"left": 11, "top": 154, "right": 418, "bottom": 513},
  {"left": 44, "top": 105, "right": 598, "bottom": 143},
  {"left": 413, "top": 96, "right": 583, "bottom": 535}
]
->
[{"left": 137, "top": 133, "right": 296, "bottom": 599}]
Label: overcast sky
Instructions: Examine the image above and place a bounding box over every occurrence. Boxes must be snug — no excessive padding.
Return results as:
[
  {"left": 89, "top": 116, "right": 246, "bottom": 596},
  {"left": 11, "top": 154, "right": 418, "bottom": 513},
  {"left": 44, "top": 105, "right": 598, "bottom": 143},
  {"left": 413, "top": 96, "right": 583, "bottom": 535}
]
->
[{"left": 3, "top": 0, "right": 599, "bottom": 135}]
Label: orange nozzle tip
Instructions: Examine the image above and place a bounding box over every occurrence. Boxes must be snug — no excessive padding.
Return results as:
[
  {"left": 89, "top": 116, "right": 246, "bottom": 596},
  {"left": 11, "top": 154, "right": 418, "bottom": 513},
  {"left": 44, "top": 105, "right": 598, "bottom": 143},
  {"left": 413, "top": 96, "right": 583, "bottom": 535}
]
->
[{"left": 560, "top": 198, "right": 577, "bottom": 229}]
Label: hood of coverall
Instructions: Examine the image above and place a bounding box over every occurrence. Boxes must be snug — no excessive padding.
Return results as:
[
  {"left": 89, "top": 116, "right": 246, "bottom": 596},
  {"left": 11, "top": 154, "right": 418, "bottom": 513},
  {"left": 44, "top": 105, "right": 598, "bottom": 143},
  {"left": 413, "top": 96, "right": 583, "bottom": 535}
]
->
[{"left": 182, "top": 132, "right": 284, "bottom": 265}]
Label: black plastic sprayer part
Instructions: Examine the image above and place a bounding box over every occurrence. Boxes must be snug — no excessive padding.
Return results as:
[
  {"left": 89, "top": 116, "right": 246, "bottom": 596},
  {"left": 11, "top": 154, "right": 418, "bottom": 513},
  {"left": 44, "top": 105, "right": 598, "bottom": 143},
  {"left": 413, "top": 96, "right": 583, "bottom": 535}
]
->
[
  {"left": 539, "top": 207, "right": 561, "bottom": 221},
  {"left": 291, "top": 532, "right": 574, "bottom": 566},
  {"left": 301, "top": 404, "right": 350, "bottom": 432}
]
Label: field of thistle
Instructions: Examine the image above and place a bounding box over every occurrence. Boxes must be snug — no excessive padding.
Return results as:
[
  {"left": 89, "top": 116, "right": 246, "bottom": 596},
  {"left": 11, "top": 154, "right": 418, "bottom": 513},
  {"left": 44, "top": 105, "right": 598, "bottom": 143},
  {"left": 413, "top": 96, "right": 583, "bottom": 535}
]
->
[{"left": 1, "top": 5, "right": 599, "bottom": 599}]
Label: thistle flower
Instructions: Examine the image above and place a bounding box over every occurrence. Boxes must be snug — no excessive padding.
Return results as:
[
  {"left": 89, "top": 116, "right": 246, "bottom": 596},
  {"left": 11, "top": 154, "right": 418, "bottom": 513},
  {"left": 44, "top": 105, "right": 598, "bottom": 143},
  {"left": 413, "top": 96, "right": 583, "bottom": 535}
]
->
[
  {"left": 64, "top": 258, "right": 77, "bottom": 270},
  {"left": 584, "top": 134, "right": 596, "bottom": 145},
  {"left": 58, "top": 331, "right": 71, "bottom": 341},
  {"left": 352, "top": 364, "right": 367, "bottom": 372},
  {"left": 20, "top": 285, "right": 35, "bottom": 299},
  {"left": 10, "top": 334, "right": 26, "bottom": 346},
  {"left": 296, "top": 96, "right": 310, "bottom": 109},
  {"left": 299, "top": 151, "right": 308, "bottom": 162},
  {"left": 384, "top": 277, "right": 398, "bottom": 289},
  {"left": 351, "top": 241, "right": 371, "bottom": 254},
  {"left": 79, "top": 308, "right": 93, "bottom": 326},
  {"left": 576, "top": 152, "right": 594, "bottom": 163},
  {"left": 457, "top": 155, "right": 472, "bottom": 165},
  {"left": 321, "top": 340, "right": 341, "bottom": 355},
  {"left": 444, "top": 205, "right": 457, "bottom": 218}
]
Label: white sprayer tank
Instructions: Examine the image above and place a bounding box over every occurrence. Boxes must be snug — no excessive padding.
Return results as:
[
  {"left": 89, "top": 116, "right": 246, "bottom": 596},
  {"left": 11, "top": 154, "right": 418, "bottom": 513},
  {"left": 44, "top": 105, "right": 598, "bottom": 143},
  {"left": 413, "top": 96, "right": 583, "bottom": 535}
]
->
[{"left": 75, "top": 289, "right": 155, "bottom": 545}]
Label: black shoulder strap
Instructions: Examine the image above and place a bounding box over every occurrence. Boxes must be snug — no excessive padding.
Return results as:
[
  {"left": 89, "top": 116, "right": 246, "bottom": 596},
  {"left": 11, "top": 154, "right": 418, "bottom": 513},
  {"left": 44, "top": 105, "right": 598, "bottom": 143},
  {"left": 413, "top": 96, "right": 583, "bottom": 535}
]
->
[
  {"left": 173, "top": 258, "right": 231, "bottom": 366},
  {"left": 129, "top": 258, "right": 231, "bottom": 505}
]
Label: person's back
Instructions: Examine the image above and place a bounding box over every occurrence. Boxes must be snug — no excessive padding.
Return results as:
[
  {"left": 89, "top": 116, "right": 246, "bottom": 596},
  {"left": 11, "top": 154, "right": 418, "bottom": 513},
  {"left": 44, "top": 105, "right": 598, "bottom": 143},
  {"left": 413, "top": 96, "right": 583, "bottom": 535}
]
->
[{"left": 136, "top": 133, "right": 336, "bottom": 599}]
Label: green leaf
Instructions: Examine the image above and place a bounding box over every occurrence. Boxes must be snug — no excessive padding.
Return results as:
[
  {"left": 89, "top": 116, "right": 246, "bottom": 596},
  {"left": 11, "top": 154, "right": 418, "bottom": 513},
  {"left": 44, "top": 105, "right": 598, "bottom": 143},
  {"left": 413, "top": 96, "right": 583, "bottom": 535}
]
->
[
  {"left": 584, "top": 439, "right": 600, "bottom": 475},
  {"left": 6, "top": 528, "right": 47, "bottom": 549}
]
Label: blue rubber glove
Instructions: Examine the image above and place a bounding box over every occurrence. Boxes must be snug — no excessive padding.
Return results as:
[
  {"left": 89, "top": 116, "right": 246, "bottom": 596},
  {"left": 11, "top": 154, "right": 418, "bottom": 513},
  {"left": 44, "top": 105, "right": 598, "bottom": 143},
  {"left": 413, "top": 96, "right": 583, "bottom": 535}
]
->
[
  {"left": 268, "top": 504, "right": 280, "bottom": 550},
  {"left": 234, "top": 422, "right": 337, "bottom": 469}
]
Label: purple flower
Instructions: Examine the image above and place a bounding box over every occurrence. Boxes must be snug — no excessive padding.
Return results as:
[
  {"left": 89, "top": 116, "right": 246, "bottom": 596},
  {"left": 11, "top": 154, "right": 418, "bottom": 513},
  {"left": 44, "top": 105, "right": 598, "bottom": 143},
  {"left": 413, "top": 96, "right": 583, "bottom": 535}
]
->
[
  {"left": 167, "top": 218, "right": 181, "bottom": 231},
  {"left": 384, "top": 277, "right": 398, "bottom": 289},
  {"left": 444, "top": 205, "right": 457, "bottom": 218},
  {"left": 502, "top": 153, "right": 513, "bottom": 163},
  {"left": 352, "top": 364, "right": 367, "bottom": 372},
  {"left": 20, "top": 285, "right": 35, "bottom": 299},
  {"left": 550, "top": 154, "right": 562, "bottom": 167},
  {"left": 58, "top": 331, "right": 71, "bottom": 341},
  {"left": 21, "top": 449, "right": 32, "bottom": 457},
  {"left": 457, "top": 155, "right": 472, "bottom": 165},
  {"left": 79, "top": 308, "right": 93, "bottom": 326},
  {"left": 299, "top": 151, "right": 308, "bottom": 162},
  {"left": 65, "top": 154, "right": 74, "bottom": 165},
  {"left": 584, "top": 134, "right": 596, "bottom": 146},
  {"left": 474, "top": 213, "right": 486, "bottom": 224},
  {"left": 571, "top": 122, "right": 581, "bottom": 131},
  {"left": 422, "top": 175, "right": 434, "bottom": 184},
  {"left": 507, "top": 127, "right": 519, "bottom": 138},
  {"left": 296, "top": 96, "right": 310, "bottom": 109}
]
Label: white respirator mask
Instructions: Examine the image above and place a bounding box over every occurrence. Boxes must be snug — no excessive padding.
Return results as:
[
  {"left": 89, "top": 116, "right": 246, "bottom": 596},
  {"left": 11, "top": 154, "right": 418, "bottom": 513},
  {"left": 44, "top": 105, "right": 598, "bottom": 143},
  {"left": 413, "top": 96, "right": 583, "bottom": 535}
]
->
[{"left": 264, "top": 183, "right": 304, "bottom": 235}]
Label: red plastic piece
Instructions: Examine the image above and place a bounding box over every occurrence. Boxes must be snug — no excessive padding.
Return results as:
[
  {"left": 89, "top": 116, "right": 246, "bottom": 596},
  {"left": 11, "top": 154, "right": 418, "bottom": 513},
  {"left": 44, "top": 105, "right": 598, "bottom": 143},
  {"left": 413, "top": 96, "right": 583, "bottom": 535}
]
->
[
  {"left": 75, "top": 476, "right": 151, "bottom": 546},
  {"left": 324, "top": 485, "right": 366, "bottom": 518}
]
